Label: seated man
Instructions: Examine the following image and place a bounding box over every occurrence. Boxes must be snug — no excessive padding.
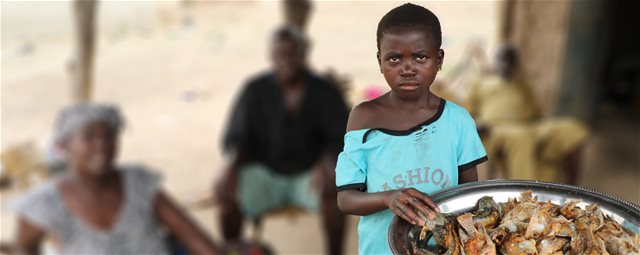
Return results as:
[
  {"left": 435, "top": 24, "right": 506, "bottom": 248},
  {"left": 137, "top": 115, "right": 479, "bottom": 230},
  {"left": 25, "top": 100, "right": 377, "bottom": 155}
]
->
[
  {"left": 214, "top": 26, "right": 349, "bottom": 255},
  {"left": 465, "top": 44, "right": 588, "bottom": 184}
]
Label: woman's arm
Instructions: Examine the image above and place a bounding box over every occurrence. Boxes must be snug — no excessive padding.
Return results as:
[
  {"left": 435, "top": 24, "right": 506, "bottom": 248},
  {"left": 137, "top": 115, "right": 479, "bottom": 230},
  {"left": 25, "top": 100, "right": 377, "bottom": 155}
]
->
[
  {"left": 154, "top": 191, "right": 218, "bottom": 254},
  {"left": 13, "top": 217, "right": 45, "bottom": 255},
  {"left": 337, "top": 188, "right": 440, "bottom": 226}
]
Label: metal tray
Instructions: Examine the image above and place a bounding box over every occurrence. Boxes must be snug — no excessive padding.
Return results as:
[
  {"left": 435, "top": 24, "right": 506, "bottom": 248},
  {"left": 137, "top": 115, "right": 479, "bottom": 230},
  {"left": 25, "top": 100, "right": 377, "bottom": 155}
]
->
[{"left": 388, "top": 179, "right": 640, "bottom": 255}]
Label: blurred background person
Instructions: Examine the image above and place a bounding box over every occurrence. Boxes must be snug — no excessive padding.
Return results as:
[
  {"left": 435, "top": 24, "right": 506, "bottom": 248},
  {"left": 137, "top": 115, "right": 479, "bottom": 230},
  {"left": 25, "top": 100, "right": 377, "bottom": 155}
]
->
[
  {"left": 214, "top": 25, "right": 349, "bottom": 255},
  {"left": 463, "top": 43, "right": 587, "bottom": 185},
  {"left": 5, "top": 104, "right": 218, "bottom": 254}
]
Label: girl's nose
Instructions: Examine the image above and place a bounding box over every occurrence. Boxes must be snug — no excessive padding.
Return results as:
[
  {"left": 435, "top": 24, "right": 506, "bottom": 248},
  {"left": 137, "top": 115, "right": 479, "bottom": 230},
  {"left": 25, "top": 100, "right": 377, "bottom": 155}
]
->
[{"left": 400, "top": 62, "right": 416, "bottom": 76}]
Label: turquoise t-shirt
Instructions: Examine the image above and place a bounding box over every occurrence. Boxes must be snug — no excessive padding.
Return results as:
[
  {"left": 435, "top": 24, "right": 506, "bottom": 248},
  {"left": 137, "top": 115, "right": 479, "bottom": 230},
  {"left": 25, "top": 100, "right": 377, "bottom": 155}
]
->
[{"left": 335, "top": 100, "right": 487, "bottom": 255}]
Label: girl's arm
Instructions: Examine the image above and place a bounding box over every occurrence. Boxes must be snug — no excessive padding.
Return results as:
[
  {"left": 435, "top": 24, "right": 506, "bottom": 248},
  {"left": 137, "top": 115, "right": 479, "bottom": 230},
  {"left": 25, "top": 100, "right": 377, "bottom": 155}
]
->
[
  {"left": 338, "top": 168, "right": 478, "bottom": 225},
  {"left": 459, "top": 167, "right": 479, "bottom": 184},
  {"left": 154, "top": 191, "right": 219, "bottom": 254},
  {"left": 337, "top": 188, "right": 439, "bottom": 226},
  {"left": 13, "top": 217, "right": 45, "bottom": 255}
]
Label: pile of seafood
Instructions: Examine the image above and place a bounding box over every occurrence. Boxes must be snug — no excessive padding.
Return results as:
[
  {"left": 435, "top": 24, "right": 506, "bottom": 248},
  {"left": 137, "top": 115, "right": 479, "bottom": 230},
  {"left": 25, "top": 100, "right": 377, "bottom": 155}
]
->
[{"left": 412, "top": 191, "right": 640, "bottom": 255}]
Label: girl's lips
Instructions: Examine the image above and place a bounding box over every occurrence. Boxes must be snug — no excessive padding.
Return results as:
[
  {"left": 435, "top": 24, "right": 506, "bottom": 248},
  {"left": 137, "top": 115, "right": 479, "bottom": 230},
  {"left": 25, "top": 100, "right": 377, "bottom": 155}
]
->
[{"left": 399, "top": 82, "right": 420, "bottom": 91}]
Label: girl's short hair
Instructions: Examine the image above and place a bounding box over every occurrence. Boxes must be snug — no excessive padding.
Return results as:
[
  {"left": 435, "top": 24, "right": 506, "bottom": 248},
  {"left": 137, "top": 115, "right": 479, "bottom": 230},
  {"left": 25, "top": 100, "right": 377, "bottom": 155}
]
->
[{"left": 376, "top": 3, "right": 442, "bottom": 51}]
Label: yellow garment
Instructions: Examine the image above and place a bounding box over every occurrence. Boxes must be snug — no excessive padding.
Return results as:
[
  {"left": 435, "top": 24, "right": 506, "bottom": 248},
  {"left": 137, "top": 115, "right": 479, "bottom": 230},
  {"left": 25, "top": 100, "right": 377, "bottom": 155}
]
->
[
  {"left": 467, "top": 75, "right": 541, "bottom": 126},
  {"left": 485, "top": 123, "right": 537, "bottom": 180},
  {"left": 485, "top": 120, "right": 589, "bottom": 182},
  {"left": 534, "top": 118, "right": 589, "bottom": 181},
  {"left": 467, "top": 75, "right": 588, "bottom": 182}
]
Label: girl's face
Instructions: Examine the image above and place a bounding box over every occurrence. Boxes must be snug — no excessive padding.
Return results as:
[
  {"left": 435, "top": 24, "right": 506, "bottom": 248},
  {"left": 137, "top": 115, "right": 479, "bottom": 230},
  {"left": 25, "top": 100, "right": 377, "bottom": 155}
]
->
[
  {"left": 378, "top": 28, "right": 444, "bottom": 100},
  {"left": 64, "top": 121, "right": 118, "bottom": 177}
]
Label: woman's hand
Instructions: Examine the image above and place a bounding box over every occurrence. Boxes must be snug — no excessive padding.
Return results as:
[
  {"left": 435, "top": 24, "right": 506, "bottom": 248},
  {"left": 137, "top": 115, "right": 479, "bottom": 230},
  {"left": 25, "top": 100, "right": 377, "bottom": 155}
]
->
[{"left": 383, "top": 188, "right": 440, "bottom": 226}]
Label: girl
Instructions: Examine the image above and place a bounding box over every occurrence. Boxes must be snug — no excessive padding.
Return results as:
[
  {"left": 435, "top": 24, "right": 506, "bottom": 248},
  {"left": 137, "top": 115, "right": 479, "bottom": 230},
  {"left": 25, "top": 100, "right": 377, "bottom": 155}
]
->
[{"left": 335, "top": 3, "right": 487, "bottom": 254}]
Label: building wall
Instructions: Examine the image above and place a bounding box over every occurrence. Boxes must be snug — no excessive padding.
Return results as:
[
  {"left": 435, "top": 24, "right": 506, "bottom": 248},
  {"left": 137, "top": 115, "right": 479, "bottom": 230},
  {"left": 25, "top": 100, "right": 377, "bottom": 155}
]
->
[{"left": 505, "top": 1, "right": 571, "bottom": 115}]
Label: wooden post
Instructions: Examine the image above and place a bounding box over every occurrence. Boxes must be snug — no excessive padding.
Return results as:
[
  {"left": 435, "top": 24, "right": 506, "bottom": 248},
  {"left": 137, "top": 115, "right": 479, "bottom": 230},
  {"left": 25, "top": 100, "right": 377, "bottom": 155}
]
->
[
  {"left": 70, "top": 0, "right": 98, "bottom": 103},
  {"left": 283, "top": 0, "right": 312, "bottom": 32},
  {"left": 497, "top": 0, "right": 515, "bottom": 44}
]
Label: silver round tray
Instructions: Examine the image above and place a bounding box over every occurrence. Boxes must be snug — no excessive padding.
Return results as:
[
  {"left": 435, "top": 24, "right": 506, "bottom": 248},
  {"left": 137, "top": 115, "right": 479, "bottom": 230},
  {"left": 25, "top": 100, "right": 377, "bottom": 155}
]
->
[{"left": 388, "top": 179, "right": 640, "bottom": 255}]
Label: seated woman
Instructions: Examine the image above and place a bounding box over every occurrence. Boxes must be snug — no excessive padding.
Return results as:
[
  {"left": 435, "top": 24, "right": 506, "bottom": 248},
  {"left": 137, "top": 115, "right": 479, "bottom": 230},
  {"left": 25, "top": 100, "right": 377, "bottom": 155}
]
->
[{"left": 9, "top": 103, "right": 218, "bottom": 254}]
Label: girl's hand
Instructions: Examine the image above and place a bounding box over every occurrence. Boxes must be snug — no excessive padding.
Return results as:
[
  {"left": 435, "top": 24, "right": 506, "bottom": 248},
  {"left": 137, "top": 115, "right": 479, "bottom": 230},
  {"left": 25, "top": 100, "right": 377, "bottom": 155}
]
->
[{"left": 384, "top": 188, "right": 440, "bottom": 226}]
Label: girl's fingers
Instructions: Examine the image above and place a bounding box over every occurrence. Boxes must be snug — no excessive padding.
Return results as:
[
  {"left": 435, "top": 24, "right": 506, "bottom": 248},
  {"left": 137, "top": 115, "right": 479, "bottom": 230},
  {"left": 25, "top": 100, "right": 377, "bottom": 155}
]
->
[
  {"left": 393, "top": 207, "right": 414, "bottom": 225},
  {"left": 406, "top": 196, "right": 435, "bottom": 220},
  {"left": 396, "top": 203, "right": 424, "bottom": 226},
  {"left": 408, "top": 188, "right": 441, "bottom": 213}
]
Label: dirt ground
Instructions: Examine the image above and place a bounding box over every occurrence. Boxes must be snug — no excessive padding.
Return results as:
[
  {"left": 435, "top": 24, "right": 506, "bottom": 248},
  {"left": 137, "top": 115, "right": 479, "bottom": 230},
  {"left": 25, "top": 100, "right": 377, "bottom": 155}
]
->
[{"left": 1, "top": 1, "right": 637, "bottom": 254}]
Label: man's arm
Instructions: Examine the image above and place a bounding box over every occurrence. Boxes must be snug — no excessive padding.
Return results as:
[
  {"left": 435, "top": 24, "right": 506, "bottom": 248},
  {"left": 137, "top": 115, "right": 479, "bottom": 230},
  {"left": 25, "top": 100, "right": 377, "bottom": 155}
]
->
[
  {"left": 521, "top": 80, "right": 544, "bottom": 121},
  {"left": 313, "top": 83, "right": 350, "bottom": 194},
  {"left": 311, "top": 152, "right": 337, "bottom": 195},
  {"left": 216, "top": 80, "right": 255, "bottom": 203},
  {"left": 214, "top": 151, "right": 249, "bottom": 204}
]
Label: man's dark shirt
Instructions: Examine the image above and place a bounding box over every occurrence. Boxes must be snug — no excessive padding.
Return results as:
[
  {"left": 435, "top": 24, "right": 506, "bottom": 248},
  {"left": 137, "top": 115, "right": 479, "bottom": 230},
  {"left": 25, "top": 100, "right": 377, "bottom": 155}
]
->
[{"left": 223, "top": 70, "right": 349, "bottom": 175}]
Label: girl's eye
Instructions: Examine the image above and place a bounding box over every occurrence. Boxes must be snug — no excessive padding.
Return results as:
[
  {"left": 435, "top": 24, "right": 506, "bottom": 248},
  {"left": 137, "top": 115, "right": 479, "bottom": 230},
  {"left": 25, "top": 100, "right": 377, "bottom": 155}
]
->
[
  {"left": 416, "top": 55, "right": 427, "bottom": 61},
  {"left": 388, "top": 56, "right": 400, "bottom": 62}
]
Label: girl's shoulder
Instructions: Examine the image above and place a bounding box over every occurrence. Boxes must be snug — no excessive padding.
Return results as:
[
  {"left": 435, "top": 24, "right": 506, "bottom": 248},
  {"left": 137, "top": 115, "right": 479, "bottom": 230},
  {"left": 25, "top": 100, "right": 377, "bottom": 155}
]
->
[
  {"left": 442, "top": 100, "right": 469, "bottom": 115},
  {"left": 441, "top": 100, "right": 475, "bottom": 124},
  {"left": 346, "top": 96, "right": 387, "bottom": 132},
  {"left": 349, "top": 96, "right": 468, "bottom": 130}
]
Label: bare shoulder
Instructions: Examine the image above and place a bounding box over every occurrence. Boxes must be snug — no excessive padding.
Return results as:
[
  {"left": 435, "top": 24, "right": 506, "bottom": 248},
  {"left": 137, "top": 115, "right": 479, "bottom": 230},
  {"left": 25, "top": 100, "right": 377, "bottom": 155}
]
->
[{"left": 346, "top": 96, "right": 385, "bottom": 132}]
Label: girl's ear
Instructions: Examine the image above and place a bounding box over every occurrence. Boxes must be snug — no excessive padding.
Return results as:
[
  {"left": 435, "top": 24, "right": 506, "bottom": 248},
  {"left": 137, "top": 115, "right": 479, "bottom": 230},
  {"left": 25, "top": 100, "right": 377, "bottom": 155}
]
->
[
  {"left": 438, "top": 49, "right": 445, "bottom": 69},
  {"left": 376, "top": 52, "right": 383, "bottom": 73}
]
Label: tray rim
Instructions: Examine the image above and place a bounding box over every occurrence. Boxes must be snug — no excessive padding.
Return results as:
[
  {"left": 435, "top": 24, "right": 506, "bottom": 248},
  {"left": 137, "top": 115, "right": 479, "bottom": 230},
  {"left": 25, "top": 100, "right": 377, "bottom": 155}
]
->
[
  {"left": 387, "top": 179, "right": 640, "bottom": 255},
  {"left": 430, "top": 179, "right": 640, "bottom": 211}
]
